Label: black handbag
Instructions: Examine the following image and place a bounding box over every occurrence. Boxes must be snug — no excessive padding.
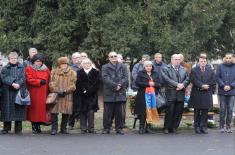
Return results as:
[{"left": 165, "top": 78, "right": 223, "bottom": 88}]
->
[{"left": 156, "top": 91, "right": 167, "bottom": 108}]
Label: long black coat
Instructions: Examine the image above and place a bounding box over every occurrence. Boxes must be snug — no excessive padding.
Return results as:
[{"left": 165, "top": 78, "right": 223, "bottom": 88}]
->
[
  {"left": 161, "top": 64, "right": 190, "bottom": 102},
  {"left": 134, "top": 70, "right": 161, "bottom": 115},
  {"left": 188, "top": 66, "right": 216, "bottom": 109},
  {"left": 101, "top": 62, "right": 129, "bottom": 102},
  {"left": 0, "top": 63, "right": 26, "bottom": 122},
  {"left": 76, "top": 68, "right": 100, "bottom": 112}
]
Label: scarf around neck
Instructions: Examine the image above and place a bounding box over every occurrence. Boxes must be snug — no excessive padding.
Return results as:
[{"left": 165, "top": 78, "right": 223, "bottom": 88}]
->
[{"left": 32, "top": 64, "right": 48, "bottom": 71}]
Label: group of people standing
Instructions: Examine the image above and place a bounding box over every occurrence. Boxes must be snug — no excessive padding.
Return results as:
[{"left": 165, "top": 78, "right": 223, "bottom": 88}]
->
[
  {"left": 132, "top": 52, "right": 235, "bottom": 134},
  {"left": 0, "top": 48, "right": 234, "bottom": 136}
]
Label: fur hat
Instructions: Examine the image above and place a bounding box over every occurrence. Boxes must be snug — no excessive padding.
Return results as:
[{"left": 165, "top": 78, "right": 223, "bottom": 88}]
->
[
  {"left": 31, "top": 53, "right": 45, "bottom": 64},
  {"left": 57, "top": 57, "right": 69, "bottom": 65}
]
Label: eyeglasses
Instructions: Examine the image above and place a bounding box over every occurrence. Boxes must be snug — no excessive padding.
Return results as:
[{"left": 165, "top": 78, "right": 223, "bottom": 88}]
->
[{"left": 109, "top": 55, "right": 117, "bottom": 58}]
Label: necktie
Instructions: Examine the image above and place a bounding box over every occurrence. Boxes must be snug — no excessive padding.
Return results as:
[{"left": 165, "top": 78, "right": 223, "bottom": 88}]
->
[{"left": 201, "top": 66, "right": 205, "bottom": 72}]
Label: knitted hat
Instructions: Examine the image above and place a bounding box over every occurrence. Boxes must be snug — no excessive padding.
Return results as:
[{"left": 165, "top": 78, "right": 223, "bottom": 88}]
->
[
  {"left": 57, "top": 57, "right": 69, "bottom": 65},
  {"left": 31, "top": 53, "right": 45, "bottom": 64}
]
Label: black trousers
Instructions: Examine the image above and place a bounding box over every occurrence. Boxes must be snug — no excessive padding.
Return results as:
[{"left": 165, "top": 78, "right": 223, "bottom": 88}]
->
[
  {"left": 3, "top": 121, "right": 22, "bottom": 132},
  {"left": 80, "top": 110, "right": 94, "bottom": 131},
  {"left": 164, "top": 101, "right": 184, "bottom": 130},
  {"left": 194, "top": 109, "right": 208, "bottom": 130},
  {"left": 103, "top": 102, "right": 124, "bottom": 131},
  {"left": 51, "top": 113, "right": 69, "bottom": 132},
  {"left": 139, "top": 114, "right": 146, "bottom": 129},
  {"left": 68, "top": 112, "right": 79, "bottom": 127}
]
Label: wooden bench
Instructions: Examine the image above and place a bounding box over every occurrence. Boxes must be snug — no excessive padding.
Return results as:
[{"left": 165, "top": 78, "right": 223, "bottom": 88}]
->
[{"left": 132, "top": 112, "right": 215, "bottom": 128}]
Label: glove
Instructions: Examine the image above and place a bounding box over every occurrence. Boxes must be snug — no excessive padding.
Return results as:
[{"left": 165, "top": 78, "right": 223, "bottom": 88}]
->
[
  {"left": 40, "top": 79, "right": 46, "bottom": 85},
  {"left": 58, "top": 91, "right": 65, "bottom": 97}
]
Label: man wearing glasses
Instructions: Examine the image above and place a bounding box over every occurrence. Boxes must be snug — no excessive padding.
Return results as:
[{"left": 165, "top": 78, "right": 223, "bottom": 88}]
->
[{"left": 101, "top": 51, "right": 129, "bottom": 135}]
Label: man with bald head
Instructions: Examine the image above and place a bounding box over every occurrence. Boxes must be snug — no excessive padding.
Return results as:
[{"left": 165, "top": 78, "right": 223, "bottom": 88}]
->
[
  {"left": 161, "top": 54, "right": 189, "bottom": 134},
  {"left": 101, "top": 51, "right": 129, "bottom": 135}
]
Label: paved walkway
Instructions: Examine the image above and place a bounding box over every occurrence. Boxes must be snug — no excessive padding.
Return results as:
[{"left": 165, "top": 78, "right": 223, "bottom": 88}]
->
[{"left": 0, "top": 129, "right": 234, "bottom": 155}]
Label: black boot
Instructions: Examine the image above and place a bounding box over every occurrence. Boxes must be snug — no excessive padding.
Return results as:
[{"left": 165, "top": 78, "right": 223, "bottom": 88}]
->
[
  {"left": 15, "top": 121, "right": 22, "bottom": 134},
  {"left": 36, "top": 123, "right": 42, "bottom": 133},
  {"left": 2, "top": 122, "right": 11, "bottom": 134},
  {"left": 60, "top": 114, "right": 69, "bottom": 134},
  {"left": 51, "top": 114, "right": 58, "bottom": 135},
  {"left": 32, "top": 123, "right": 38, "bottom": 134}
]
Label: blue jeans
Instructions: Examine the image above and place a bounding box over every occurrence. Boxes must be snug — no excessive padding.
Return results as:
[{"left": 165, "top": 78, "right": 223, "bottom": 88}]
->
[{"left": 219, "top": 95, "right": 235, "bottom": 128}]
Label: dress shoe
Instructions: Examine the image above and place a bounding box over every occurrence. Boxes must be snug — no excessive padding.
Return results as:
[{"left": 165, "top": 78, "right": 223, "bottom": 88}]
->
[
  {"left": 88, "top": 130, "right": 96, "bottom": 134},
  {"left": 138, "top": 128, "right": 145, "bottom": 134},
  {"left": 163, "top": 129, "right": 169, "bottom": 134},
  {"left": 60, "top": 130, "right": 69, "bottom": 134},
  {"left": 116, "top": 129, "right": 124, "bottom": 135},
  {"left": 102, "top": 129, "right": 110, "bottom": 134},
  {"left": 200, "top": 128, "right": 208, "bottom": 134},
  {"left": 81, "top": 130, "right": 88, "bottom": 134},
  {"left": 195, "top": 128, "right": 201, "bottom": 134},
  {"left": 51, "top": 130, "right": 57, "bottom": 135},
  {"left": 1, "top": 130, "right": 9, "bottom": 134}
]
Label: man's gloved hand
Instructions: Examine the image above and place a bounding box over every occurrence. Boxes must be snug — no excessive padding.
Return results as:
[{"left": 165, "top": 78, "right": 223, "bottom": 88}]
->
[
  {"left": 40, "top": 79, "right": 46, "bottom": 85},
  {"left": 58, "top": 91, "right": 66, "bottom": 97}
]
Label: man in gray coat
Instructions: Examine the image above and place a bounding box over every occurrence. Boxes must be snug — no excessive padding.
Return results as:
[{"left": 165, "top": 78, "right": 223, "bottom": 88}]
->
[
  {"left": 102, "top": 51, "right": 129, "bottom": 134},
  {"left": 162, "top": 54, "right": 189, "bottom": 134}
]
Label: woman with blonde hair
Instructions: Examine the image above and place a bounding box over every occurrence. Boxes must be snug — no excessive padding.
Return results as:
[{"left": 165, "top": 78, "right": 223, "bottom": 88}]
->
[{"left": 76, "top": 58, "right": 100, "bottom": 134}]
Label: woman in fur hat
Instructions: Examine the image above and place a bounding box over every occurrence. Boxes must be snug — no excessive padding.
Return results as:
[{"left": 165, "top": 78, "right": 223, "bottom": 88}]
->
[
  {"left": 49, "top": 57, "right": 77, "bottom": 135},
  {"left": 26, "top": 53, "right": 50, "bottom": 134}
]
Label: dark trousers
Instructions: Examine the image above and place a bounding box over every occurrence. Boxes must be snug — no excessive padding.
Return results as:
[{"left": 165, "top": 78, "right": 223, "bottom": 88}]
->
[
  {"left": 3, "top": 121, "right": 22, "bottom": 132},
  {"left": 164, "top": 101, "right": 184, "bottom": 130},
  {"left": 51, "top": 113, "right": 69, "bottom": 132},
  {"left": 139, "top": 114, "right": 146, "bottom": 129},
  {"left": 80, "top": 110, "right": 94, "bottom": 132},
  {"left": 122, "top": 103, "right": 126, "bottom": 127},
  {"left": 103, "top": 102, "right": 124, "bottom": 131},
  {"left": 194, "top": 109, "right": 208, "bottom": 130},
  {"left": 68, "top": 112, "right": 79, "bottom": 127},
  {"left": 219, "top": 95, "right": 235, "bottom": 128}
]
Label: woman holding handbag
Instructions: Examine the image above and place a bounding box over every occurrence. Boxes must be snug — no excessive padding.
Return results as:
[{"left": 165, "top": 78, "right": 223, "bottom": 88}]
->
[
  {"left": 76, "top": 58, "right": 100, "bottom": 134},
  {"left": 49, "top": 57, "right": 76, "bottom": 135},
  {"left": 26, "top": 53, "right": 50, "bottom": 134},
  {"left": 0, "top": 51, "right": 26, "bottom": 134}
]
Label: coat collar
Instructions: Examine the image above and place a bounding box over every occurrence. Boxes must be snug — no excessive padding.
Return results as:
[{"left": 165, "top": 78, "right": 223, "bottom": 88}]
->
[
  {"left": 6, "top": 63, "right": 23, "bottom": 68},
  {"left": 107, "top": 62, "right": 122, "bottom": 70}
]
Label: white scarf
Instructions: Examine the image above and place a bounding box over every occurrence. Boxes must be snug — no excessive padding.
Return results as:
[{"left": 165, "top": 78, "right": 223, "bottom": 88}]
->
[{"left": 84, "top": 68, "right": 92, "bottom": 74}]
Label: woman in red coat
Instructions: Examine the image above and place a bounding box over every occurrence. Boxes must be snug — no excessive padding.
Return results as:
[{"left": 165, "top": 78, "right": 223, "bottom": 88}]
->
[{"left": 26, "top": 53, "right": 50, "bottom": 134}]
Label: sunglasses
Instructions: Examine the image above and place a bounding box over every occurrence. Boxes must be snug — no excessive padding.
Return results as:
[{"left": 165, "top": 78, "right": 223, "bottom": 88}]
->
[{"left": 109, "top": 55, "right": 117, "bottom": 58}]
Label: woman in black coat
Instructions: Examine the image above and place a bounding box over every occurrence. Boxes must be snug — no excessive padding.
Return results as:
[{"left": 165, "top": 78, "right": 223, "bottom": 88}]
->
[
  {"left": 76, "top": 58, "right": 100, "bottom": 134},
  {"left": 134, "top": 61, "right": 161, "bottom": 134},
  {"left": 189, "top": 56, "right": 216, "bottom": 134},
  {"left": 0, "top": 52, "right": 26, "bottom": 134}
]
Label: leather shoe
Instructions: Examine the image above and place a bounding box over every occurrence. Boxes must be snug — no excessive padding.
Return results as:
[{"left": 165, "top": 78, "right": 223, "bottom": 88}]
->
[
  {"left": 163, "top": 129, "right": 169, "bottom": 134},
  {"left": 138, "top": 128, "right": 145, "bottom": 134},
  {"left": 102, "top": 129, "right": 110, "bottom": 134},
  {"left": 200, "top": 128, "right": 208, "bottom": 134},
  {"left": 116, "top": 129, "right": 124, "bottom": 135},
  {"left": 195, "top": 128, "right": 201, "bottom": 134},
  {"left": 51, "top": 130, "right": 57, "bottom": 135},
  {"left": 1, "top": 130, "right": 9, "bottom": 134}
]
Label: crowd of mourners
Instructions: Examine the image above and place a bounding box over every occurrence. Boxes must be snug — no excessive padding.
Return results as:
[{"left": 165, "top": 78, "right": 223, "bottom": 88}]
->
[{"left": 0, "top": 48, "right": 234, "bottom": 135}]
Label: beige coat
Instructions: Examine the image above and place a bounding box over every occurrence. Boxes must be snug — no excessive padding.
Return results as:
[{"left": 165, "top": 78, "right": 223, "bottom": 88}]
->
[{"left": 49, "top": 67, "right": 76, "bottom": 114}]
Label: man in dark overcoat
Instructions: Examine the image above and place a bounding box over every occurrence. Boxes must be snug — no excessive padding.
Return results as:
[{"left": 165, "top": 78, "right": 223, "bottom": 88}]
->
[
  {"left": 101, "top": 51, "right": 129, "bottom": 135},
  {"left": 189, "top": 56, "right": 216, "bottom": 134},
  {"left": 162, "top": 54, "right": 189, "bottom": 134}
]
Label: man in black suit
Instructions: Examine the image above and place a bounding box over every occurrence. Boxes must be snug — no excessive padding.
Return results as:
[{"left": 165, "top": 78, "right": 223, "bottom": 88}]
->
[{"left": 162, "top": 54, "right": 190, "bottom": 134}]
